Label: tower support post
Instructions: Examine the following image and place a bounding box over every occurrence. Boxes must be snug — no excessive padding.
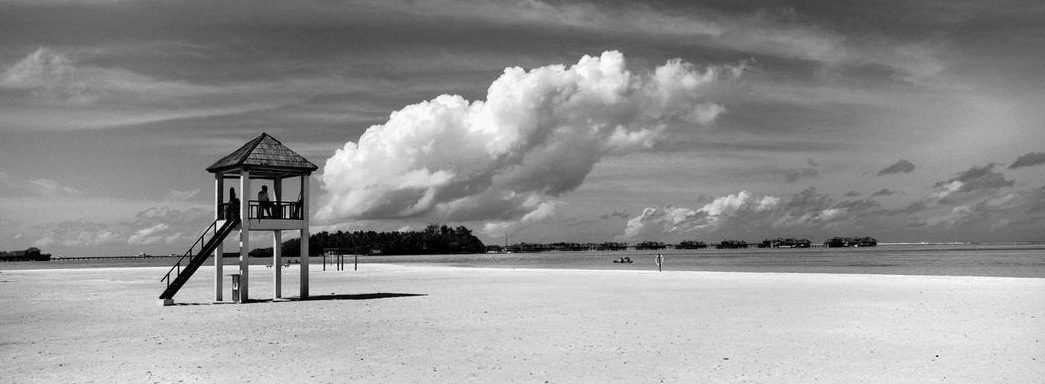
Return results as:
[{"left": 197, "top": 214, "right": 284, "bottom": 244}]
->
[
  {"left": 214, "top": 174, "right": 224, "bottom": 301},
  {"left": 239, "top": 170, "right": 251, "bottom": 302},
  {"left": 300, "top": 172, "right": 309, "bottom": 299},
  {"left": 273, "top": 230, "right": 282, "bottom": 299}
]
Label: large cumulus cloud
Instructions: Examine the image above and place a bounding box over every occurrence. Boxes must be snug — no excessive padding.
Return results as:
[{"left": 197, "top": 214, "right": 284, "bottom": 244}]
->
[{"left": 318, "top": 51, "right": 743, "bottom": 222}]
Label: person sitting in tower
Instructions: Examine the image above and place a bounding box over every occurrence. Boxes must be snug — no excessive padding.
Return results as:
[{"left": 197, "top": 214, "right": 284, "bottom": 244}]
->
[{"left": 258, "top": 185, "right": 274, "bottom": 218}]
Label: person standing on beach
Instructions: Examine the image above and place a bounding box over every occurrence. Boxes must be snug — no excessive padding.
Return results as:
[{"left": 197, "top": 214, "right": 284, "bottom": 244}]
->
[{"left": 656, "top": 253, "right": 664, "bottom": 272}]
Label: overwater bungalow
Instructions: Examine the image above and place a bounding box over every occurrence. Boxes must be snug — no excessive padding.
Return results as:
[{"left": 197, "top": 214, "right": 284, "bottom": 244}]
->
[
  {"left": 634, "top": 241, "right": 668, "bottom": 250},
  {"left": 0, "top": 247, "right": 51, "bottom": 261},
  {"left": 676, "top": 240, "right": 708, "bottom": 249},
  {"left": 716, "top": 240, "right": 749, "bottom": 249},
  {"left": 825, "top": 236, "right": 878, "bottom": 247},
  {"left": 759, "top": 238, "right": 812, "bottom": 248}
]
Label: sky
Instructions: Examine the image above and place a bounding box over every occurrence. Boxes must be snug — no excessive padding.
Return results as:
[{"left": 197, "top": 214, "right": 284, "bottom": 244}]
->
[{"left": 1, "top": 0, "right": 1044, "bottom": 256}]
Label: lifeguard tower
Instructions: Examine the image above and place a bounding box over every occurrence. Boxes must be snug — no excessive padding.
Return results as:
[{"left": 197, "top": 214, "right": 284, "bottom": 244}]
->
[{"left": 159, "top": 133, "right": 318, "bottom": 305}]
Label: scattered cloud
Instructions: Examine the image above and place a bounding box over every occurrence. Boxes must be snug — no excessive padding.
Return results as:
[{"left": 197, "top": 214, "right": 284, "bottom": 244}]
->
[
  {"left": 136, "top": 206, "right": 210, "bottom": 224},
  {"left": 911, "top": 186, "right": 1045, "bottom": 233},
  {"left": 127, "top": 223, "right": 171, "bottom": 245},
  {"left": 165, "top": 189, "right": 201, "bottom": 202},
  {"left": 877, "top": 159, "right": 916, "bottom": 176},
  {"left": 0, "top": 172, "right": 80, "bottom": 198},
  {"left": 620, "top": 178, "right": 1045, "bottom": 242},
  {"left": 931, "top": 163, "right": 1013, "bottom": 199},
  {"left": 871, "top": 188, "right": 898, "bottom": 197},
  {"left": 622, "top": 190, "right": 782, "bottom": 240},
  {"left": 1009, "top": 151, "right": 1045, "bottom": 169},
  {"left": 318, "top": 51, "right": 743, "bottom": 223},
  {"left": 27, "top": 179, "right": 81, "bottom": 197},
  {"left": 783, "top": 168, "right": 818, "bottom": 183},
  {"left": 33, "top": 221, "right": 122, "bottom": 248},
  {"left": 13, "top": 201, "right": 210, "bottom": 255},
  {"left": 780, "top": 158, "right": 819, "bottom": 183},
  {"left": 843, "top": 191, "right": 862, "bottom": 197}
]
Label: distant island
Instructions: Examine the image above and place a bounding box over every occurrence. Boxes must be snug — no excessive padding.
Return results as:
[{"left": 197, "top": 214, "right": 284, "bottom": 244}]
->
[
  {"left": 247, "top": 228, "right": 878, "bottom": 256},
  {"left": 250, "top": 224, "right": 486, "bottom": 257}
]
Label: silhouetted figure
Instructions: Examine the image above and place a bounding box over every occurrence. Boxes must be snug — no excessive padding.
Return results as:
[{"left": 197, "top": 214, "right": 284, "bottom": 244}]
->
[
  {"left": 227, "top": 188, "right": 240, "bottom": 220},
  {"left": 258, "top": 185, "right": 273, "bottom": 218},
  {"left": 655, "top": 253, "right": 663, "bottom": 272}
]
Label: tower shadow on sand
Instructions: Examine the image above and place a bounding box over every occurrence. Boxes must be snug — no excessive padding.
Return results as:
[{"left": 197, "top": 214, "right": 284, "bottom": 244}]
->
[
  {"left": 167, "top": 292, "right": 427, "bottom": 306},
  {"left": 291, "top": 292, "right": 427, "bottom": 301}
]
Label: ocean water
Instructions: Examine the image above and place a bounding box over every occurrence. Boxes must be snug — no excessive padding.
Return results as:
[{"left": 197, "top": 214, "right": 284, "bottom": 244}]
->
[
  {"left": 11, "top": 243, "right": 1045, "bottom": 278},
  {"left": 356, "top": 243, "right": 1045, "bottom": 278}
]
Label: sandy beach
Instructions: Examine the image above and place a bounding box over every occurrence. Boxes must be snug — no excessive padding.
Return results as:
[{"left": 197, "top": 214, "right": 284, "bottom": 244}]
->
[{"left": 1, "top": 264, "right": 1042, "bottom": 383}]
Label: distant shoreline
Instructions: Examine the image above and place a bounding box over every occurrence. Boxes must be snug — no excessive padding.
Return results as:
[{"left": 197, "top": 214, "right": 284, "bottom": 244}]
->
[{"left": 4, "top": 243, "right": 1044, "bottom": 278}]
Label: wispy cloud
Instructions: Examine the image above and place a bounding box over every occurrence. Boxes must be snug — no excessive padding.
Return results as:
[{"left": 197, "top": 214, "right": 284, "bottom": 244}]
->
[
  {"left": 0, "top": 172, "right": 80, "bottom": 198},
  {"left": 871, "top": 189, "right": 898, "bottom": 197},
  {"left": 1009, "top": 151, "right": 1045, "bottom": 169},
  {"left": 164, "top": 189, "right": 200, "bottom": 202},
  {"left": 0, "top": 47, "right": 283, "bottom": 130},
  {"left": 127, "top": 223, "right": 171, "bottom": 245},
  {"left": 877, "top": 159, "right": 916, "bottom": 176},
  {"left": 782, "top": 158, "right": 819, "bottom": 183},
  {"left": 931, "top": 163, "right": 1013, "bottom": 199},
  {"left": 366, "top": 0, "right": 945, "bottom": 83},
  {"left": 1, "top": 47, "right": 219, "bottom": 105}
]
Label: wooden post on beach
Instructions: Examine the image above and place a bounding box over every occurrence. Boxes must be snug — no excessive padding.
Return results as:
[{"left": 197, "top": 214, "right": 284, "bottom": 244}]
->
[
  {"left": 299, "top": 172, "right": 309, "bottom": 299},
  {"left": 239, "top": 170, "right": 250, "bottom": 302},
  {"left": 214, "top": 174, "right": 224, "bottom": 302},
  {"left": 273, "top": 230, "right": 282, "bottom": 299}
]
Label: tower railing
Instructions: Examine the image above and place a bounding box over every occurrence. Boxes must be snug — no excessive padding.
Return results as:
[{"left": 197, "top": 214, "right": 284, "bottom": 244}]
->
[
  {"left": 217, "top": 201, "right": 303, "bottom": 220},
  {"left": 160, "top": 219, "right": 219, "bottom": 290}
]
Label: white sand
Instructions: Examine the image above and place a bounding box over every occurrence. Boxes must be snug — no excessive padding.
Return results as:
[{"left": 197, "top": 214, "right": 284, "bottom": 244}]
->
[{"left": 1, "top": 264, "right": 1042, "bottom": 383}]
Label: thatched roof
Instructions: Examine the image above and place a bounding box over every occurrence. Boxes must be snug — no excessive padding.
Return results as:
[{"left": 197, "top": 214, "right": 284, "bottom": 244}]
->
[{"left": 206, "top": 133, "right": 318, "bottom": 177}]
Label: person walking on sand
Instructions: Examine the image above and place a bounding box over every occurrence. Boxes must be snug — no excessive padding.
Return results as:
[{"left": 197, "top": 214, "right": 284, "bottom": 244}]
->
[{"left": 656, "top": 253, "right": 664, "bottom": 272}]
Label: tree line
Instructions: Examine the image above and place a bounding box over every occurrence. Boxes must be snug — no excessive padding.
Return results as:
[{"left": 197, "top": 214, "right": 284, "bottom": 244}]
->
[{"left": 249, "top": 224, "right": 486, "bottom": 257}]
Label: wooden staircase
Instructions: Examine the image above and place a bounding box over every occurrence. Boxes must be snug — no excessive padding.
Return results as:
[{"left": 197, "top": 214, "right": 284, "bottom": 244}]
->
[{"left": 159, "top": 218, "right": 240, "bottom": 304}]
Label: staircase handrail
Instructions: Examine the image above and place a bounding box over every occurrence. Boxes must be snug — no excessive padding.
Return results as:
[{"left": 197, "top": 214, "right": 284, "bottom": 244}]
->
[{"left": 160, "top": 219, "right": 220, "bottom": 287}]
